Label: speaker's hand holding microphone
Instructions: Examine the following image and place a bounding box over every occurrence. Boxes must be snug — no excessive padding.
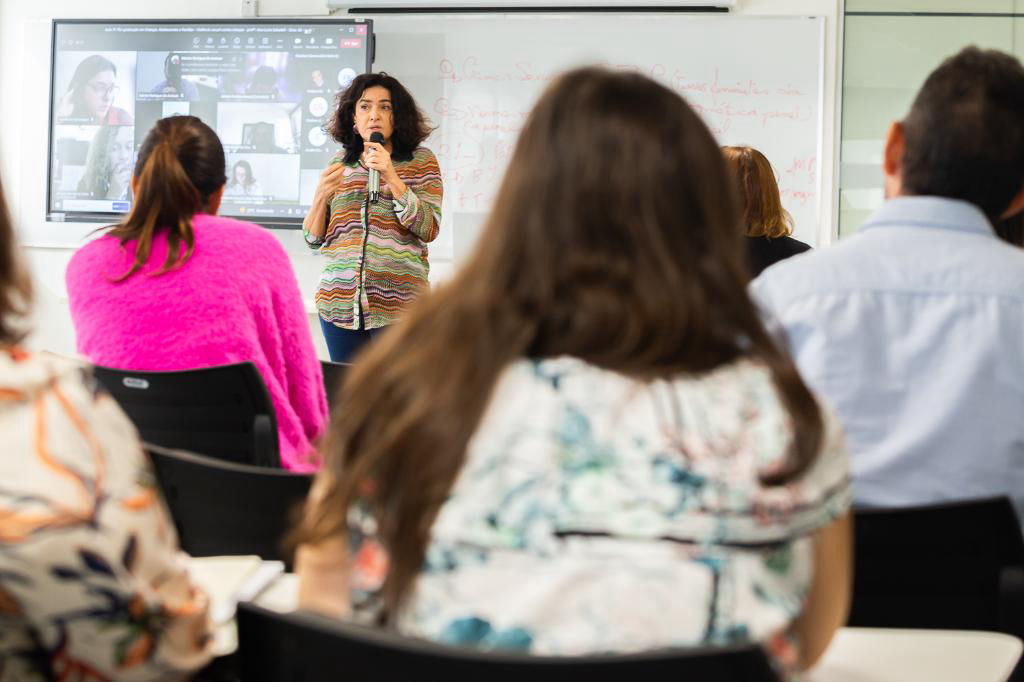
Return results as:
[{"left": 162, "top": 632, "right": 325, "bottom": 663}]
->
[{"left": 365, "top": 131, "right": 387, "bottom": 203}]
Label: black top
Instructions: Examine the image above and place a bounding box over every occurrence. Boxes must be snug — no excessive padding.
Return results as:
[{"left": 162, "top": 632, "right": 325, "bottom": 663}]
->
[{"left": 746, "top": 235, "right": 812, "bottom": 277}]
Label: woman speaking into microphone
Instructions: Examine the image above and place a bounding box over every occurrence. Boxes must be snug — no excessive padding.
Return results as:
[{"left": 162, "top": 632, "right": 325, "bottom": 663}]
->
[{"left": 304, "top": 73, "right": 442, "bottom": 365}]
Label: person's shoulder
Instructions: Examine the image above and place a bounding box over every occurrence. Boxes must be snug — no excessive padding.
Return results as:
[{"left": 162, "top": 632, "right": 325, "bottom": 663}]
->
[
  {"left": 196, "top": 213, "right": 278, "bottom": 246},
  {"left": 403, "top": 147, "right": 441, "bottom": 182},
  {"left": 409, "top": 146, "right": 439, "bottom": 166},
  {"left": 0, "top": 352, "right": 136, "bottom": 455},
  {"left": 67, "top": 232, "right": 121, "bottom": 275},
  {"left": 976, "top": 235, "right": 1024, "bottom": 286},
  {"left": 780, "top": 235, "right": 812, "bottom": 254},
  {"left": 753, "top": 232, "right": 867, "bottom": 298},
  {"left": 195, "top": 214, "right": 292, "bottom": 269},
  {"left": 71, "top": 230, "right": 119, "bottom": 256},
  {"left": 670, "top": 356, "right": 778, "bottom": 400},
  {"left": 195, "top": 212, "right": 262, "bottom": 234},
  {"left": 107, "top": 107, "right": 134, "bottom": 125},
  {"left": 0, "top": 349, "right": 90, "bottom": 400}
]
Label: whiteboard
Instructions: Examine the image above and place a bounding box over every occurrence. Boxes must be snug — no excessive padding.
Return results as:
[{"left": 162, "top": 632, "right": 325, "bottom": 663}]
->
[{"left": 370, "top": 13, "right": 825, "bottom": 261}]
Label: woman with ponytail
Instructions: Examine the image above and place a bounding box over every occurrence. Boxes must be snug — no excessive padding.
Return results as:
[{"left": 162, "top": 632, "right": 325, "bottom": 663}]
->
[
  {"left": 294, "top": 68, "right": 852, "bottom": 676},
  {"left": 66, "top": 116, "right": 328, "bottom": 471}
]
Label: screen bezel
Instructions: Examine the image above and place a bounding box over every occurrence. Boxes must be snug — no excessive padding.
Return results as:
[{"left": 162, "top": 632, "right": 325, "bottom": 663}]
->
[{"left": 46, "top": 17, "right": 375, "bottom": 230}]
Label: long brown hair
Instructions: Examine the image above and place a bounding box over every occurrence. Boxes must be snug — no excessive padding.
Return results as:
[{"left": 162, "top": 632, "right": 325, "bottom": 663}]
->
[
  {"left": 107, "top": 116, "right": 226, "bottom": 280},
  {"left": 722, "top": 145, "right": 794, "bottom": 239},
  {"left": 66, "top": 54, "right": 117, "bottom": 120},
  {"left": 0, "top": 175, "right": 31, "bottom": 346},
  {"left": 297, "top": 67, "right": 824, "bottom": 621}
]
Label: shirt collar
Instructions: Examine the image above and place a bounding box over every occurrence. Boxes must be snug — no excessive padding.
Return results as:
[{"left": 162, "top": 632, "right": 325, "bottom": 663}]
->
[{"left": 860, "top": 196, "right": 996, "bottom": 238}]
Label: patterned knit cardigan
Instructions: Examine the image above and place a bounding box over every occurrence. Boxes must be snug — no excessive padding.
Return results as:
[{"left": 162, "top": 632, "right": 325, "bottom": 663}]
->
[{"left": 307, "top": 146, "right": 443, "bottom": 330}]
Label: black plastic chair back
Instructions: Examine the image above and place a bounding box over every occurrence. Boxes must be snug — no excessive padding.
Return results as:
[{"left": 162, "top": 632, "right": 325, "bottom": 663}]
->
[
  {"left": 236, "top": 602, "right": 780, "bottom": 682},
  {"left": 147, "top": 445, "right": 312, "bottom": 567},
  {"left": 319, "top": 360, "right": 351, "bottom": 412},
  {"left": 94, "top": 362, "right": 279, "bottom": 467},
  {"left": 849, "top": 496, "right": 1024, "bottom": 630}
]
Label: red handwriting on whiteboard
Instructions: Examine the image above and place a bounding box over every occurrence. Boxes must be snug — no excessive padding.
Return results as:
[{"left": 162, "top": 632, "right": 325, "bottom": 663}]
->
[
  {"left": 778, "top": 155, "right": 817, "bottom": 207},
  {"left": 440, "top": 57, "right": 558, "bottom": 83},
  {"left": 710, "top": 68, "right": 771, "bottom": 98},
  {"left": 431, "top": 55, "right": 818, "bottom": 214},
  {"left": 434, "top": 97, "right": 531, "bottom": 138}
]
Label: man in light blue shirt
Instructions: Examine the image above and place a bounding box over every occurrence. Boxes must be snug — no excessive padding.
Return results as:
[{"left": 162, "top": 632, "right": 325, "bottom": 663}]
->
[{"left": 752, "top": 47, "right": 1024, "bottom": 519}]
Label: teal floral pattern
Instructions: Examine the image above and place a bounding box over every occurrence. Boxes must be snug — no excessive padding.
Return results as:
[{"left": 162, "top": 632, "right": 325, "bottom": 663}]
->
[{"left": 358, "top": 357, "right": 850, "bottom": 672}]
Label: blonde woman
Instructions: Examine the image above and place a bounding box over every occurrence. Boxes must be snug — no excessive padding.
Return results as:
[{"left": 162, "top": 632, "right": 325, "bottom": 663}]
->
[{"left": 722, "top": 146, "right": 811, "bottom": 276}]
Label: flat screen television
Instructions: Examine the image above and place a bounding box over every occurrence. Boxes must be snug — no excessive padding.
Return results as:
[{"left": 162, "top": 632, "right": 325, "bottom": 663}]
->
[{"left": 47, "top": 18, "right": 374, "bottom": 229}]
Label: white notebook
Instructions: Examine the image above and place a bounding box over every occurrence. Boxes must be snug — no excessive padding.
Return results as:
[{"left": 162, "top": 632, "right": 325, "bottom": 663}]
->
[{"left": 185, "top": 555, "right": 291, "bottom": 655}]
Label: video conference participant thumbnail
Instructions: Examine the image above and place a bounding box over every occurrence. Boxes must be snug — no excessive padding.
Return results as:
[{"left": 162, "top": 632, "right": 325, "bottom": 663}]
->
[
  {"left": 51, "top": 124, "right": 135, "bottom": 212},
  {"left": 136, "top": 51, "right": 213, "bottom": 101},
  {"left": 217, "top": 102, "right": 300, "bottom": 154},
  {"left": 218, "top": 101, "right": 302, "bottom": 205},
  {"left": 219, "top": 52, "right": 302, "bottom": 102},
  {"left": 224, "top": 154, "right": 300, "bottom": 202},
  {"left": 55, "top": 53, "right": 135, "bottom": 125}
]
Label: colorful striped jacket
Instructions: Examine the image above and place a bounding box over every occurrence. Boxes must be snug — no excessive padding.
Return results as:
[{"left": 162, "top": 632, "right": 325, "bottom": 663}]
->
[{"left": 307, "top": 147, "right": 442, "bottom": 330}]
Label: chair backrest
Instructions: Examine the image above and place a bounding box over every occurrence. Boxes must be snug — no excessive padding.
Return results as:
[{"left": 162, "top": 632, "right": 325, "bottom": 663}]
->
[
  {"left": 319, "top": 360, "right": 350, "bottom": 412},
  {"left": 849, "top": 496, "right": 1024, "bottom": 631},
  {"left": 94, "top": 362, "right": 279, "bottom": 467},
  {"left": 146, "top": 445, "right": 312, "bottom": 567},
  {"left": 236, "top": 603, "right": 780, "bottom": 682}
]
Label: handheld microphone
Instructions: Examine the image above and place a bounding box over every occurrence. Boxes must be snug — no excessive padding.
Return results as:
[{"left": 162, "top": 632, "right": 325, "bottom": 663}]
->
[{"left": 368, "top": 131, "right": 384, "bottom": 203}]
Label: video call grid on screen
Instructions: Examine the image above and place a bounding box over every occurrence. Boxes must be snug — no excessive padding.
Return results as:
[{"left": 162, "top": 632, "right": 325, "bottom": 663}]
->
[{"left": 47, "top": 19, "right": 374, "bottom": 228}]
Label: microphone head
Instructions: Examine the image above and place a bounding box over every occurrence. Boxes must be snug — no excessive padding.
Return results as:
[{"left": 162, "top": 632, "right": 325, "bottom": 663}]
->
[{"left": 369, "top": 132, "right": 385, "bottom": 144}]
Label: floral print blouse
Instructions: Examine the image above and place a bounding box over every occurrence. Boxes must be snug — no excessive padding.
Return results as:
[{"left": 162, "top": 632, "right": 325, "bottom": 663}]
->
[
  {"left": 0, "top": 349, "right": 213, "bottom": 681},
  {"left": 334, "top": 356, "right": 850, "bottom": 673}
]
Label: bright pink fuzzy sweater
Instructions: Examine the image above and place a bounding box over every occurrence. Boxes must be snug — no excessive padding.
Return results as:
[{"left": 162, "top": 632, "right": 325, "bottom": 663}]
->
[{"left": 66, "top": 213, "right": 328, "bottom": 471}]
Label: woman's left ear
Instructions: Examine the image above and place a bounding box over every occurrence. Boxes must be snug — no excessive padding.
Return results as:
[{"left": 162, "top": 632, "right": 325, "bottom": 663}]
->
[{"left": 206, "top": 185, "right": 226, "bottom": 216}]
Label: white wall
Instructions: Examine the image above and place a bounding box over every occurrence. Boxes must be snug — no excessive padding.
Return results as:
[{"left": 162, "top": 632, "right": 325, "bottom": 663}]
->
[{"left": 0, "top": 0, "right": 841, "bottom": 355}]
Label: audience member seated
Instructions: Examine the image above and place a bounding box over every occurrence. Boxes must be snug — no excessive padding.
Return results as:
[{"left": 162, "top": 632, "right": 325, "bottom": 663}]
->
[
  {"left": 293, "top": 67, "right": 852, "bottom": 677},
  {"left": 66, "top": 115, "right": 328, "bottom": 471},
  {"left": 722, "top": 145, "right": 811, "bottom": 277},
  {"left": 751, "top": 47, "right": 1024, "bottom": 520},
  {"left": 0, "top": 175, "right": 214, "bottom": 678}
]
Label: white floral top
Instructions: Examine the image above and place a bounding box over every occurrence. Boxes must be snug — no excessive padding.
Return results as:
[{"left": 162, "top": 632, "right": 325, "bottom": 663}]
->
[
  {"left": 0, "top": 350, "right": 213, "bottom": 681},
  {"left": 344, "top": 356, "right": 850, "bottom": 672}
]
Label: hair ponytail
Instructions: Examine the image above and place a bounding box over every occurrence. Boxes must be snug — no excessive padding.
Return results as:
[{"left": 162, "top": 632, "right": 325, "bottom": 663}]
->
[{"left": 107, "top": 116, "right": 226, "bottom": 281}]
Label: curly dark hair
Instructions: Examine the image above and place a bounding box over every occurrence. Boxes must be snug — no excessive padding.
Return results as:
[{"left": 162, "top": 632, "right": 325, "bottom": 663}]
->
[{"left": 326, "top": 72, "right": 433, "bottom": 164}]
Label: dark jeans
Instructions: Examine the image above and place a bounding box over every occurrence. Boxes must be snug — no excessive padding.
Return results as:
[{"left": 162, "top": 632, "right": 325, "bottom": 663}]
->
[{"left": 320, "top": 315, "right": 388, "bottom": 364}]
